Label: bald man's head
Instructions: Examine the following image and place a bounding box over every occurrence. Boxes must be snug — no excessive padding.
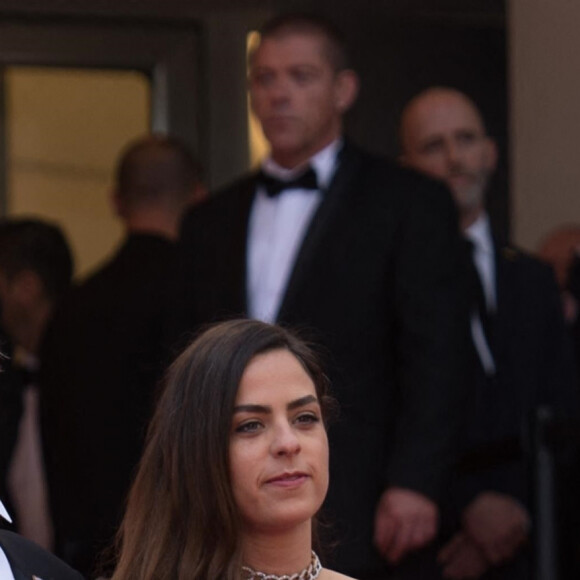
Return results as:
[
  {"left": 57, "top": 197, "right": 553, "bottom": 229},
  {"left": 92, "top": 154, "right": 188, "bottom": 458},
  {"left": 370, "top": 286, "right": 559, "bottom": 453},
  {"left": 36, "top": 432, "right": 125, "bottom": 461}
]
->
[
  {"left": 115, "top": 135, "right": 203, "bottom": 210},
  {"left": 113, "top": 135, "right": 206, "bottom": 239},
  {"left": 399, "top": 87, "right": 497, "bottom": 228}
]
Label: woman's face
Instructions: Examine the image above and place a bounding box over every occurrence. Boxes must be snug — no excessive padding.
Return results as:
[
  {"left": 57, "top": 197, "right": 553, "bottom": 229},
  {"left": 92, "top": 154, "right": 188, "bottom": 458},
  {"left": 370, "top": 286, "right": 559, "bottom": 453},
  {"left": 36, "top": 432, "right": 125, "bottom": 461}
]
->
[{"left": 229, "top": 348, "right": 329, "bottom": 534}]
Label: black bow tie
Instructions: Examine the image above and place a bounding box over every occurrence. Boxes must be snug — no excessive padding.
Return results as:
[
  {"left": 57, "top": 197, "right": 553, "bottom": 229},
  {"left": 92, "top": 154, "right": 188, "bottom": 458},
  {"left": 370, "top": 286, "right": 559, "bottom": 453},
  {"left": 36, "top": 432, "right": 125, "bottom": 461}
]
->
[{"left": 257, "top": 167, "right": 319, "bottom": 197}]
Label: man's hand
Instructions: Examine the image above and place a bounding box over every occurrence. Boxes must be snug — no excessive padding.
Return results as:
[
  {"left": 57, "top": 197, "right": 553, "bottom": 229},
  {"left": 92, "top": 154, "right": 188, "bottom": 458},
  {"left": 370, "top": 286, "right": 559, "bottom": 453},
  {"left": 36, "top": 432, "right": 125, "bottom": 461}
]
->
[
  {"left": 438, "top": 532, "right": 490, "bottom": 579},
  {"left": 462, "top": 491, "right": 530, "bottom": 565},
  {"left": 374, "top": 486, "right": 438, "bottom": 564}
]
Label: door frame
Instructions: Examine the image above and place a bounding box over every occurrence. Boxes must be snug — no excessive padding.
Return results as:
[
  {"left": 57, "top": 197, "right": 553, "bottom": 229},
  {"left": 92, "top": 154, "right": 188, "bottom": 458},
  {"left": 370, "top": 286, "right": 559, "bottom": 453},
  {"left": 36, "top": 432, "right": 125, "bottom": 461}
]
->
[{"left": 0, "top": 15, "right": 202, "bottom": 213}]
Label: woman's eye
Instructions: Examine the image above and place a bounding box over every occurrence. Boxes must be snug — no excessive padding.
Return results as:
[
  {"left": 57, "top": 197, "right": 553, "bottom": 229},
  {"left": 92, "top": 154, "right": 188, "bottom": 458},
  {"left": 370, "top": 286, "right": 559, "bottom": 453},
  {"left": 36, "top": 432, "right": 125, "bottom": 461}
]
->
[
  {"left": 235, "top": 420, "right": 263, "bottom": 434},
  {"left": 295, "top": 413, "right": 320, "bottom": 426}
]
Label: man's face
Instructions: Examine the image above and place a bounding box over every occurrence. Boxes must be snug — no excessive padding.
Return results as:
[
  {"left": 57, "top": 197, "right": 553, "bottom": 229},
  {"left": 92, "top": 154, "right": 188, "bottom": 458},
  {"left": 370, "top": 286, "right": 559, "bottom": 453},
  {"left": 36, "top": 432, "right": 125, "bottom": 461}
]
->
[
  {"left": 400, "top": 90, "right": 497, "bottom": 220},
  {"left": 249, "top": 32, "right": 355, "bottom": 168}
]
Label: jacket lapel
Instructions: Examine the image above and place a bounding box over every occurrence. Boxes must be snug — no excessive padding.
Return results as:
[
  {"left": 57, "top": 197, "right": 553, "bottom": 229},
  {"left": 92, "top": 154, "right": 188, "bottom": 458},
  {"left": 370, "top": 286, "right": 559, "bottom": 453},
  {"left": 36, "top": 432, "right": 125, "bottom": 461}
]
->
[
  {"left": 226, "top": 175, "right": 257, "bottom": 314},
  {"left": 277, "top": 141, "right": 362, "bottom": 319}
]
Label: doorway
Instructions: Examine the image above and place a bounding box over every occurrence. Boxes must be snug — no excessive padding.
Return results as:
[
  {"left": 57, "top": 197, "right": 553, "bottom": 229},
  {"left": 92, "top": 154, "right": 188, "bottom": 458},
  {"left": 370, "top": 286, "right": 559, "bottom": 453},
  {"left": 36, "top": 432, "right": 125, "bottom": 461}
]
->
[
  {"left": 0, "top": 16, "right": 201, "bottom": 278},
  {"left": 5, "top": 66, "right": 150, "bottom": 276}
]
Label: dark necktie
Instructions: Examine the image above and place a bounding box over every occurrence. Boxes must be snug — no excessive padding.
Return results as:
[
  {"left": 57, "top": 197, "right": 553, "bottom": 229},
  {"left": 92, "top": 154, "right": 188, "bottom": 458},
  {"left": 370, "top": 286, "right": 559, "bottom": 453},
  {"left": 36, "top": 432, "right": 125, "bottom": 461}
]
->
[
  {"left": 464, "top": 239, "right": 495, "bottom": 354},
  {"left": 257, "top": 166, "right": 318, "bottom": 198}
]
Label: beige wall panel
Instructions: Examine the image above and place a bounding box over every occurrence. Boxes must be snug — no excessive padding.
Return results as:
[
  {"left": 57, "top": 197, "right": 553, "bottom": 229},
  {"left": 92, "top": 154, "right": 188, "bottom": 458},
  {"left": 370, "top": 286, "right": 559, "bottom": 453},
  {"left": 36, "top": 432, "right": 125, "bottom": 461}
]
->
[
  {"left": 511, "top": 0, "right": 580, "bottom": 251},
  {"left": 6, "top": 67, "right": 149, "bottom": 277}
]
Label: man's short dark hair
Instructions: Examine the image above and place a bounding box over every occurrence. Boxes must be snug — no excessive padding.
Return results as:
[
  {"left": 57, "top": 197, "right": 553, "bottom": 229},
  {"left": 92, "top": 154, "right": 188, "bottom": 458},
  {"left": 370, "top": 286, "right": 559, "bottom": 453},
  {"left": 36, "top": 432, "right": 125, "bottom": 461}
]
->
[
  {"left": 255, "top": 12, "right": 350, "bottom": 72},
  {"left": 115, "top": 134, "right": 202, "bottom": 208},
  {"left": 0, "top": 219, "right": 73, "bottom": 302}
]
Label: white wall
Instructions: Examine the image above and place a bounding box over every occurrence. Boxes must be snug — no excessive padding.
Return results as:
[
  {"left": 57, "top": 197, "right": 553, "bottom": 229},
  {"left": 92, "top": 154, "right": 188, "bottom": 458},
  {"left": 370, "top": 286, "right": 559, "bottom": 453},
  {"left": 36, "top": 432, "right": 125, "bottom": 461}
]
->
[{"left": 510, "top": 0, "right": 580, "bottom": 251}]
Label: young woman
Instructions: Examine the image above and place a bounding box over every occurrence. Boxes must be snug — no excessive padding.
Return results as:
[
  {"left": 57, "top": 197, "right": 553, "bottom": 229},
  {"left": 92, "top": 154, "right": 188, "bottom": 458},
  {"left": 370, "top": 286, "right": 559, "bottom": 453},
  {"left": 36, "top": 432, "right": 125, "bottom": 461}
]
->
[{"left": 111, "top": 319, "right": 355, "bottom": 580}]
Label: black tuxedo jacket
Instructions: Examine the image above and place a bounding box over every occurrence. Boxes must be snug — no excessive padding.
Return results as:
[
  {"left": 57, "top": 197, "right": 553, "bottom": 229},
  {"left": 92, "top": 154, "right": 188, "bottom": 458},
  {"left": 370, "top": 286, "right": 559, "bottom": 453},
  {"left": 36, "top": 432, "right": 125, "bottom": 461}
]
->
[
  {"left": 453, "top": 243, "right": 578, "bottom": 512},
  {"left": 40, "top": 234, "right": 176, "bottom": 576},
  {"left": 0, "top": 530, "right": 83, "bottom": 580},
  {"left": 171, "top": 141, "right": 471, "bottom": 575}
]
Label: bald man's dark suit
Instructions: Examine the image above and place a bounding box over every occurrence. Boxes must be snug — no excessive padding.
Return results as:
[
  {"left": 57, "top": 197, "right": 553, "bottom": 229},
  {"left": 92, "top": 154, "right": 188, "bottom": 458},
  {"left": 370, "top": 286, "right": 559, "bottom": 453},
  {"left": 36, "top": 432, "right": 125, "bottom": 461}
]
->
[
  {"left": 434, "top": 244, "right": 578, "bottom": 580},
  {"left": 170, "top": 141, "right": 471, "bottom": 577},
  {"left": 455, "top": 244, "right": 577, "bottom": 511}
]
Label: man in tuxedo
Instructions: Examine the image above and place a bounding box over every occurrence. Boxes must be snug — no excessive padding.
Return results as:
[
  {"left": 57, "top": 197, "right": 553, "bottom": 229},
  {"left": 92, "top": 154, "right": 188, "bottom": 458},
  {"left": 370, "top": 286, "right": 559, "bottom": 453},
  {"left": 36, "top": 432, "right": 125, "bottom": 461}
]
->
[
  {"left": 170, "top": 14, "right": 470, "bottom": 579},
  {"left": 399, "top": 86, "right": 578, "bottom": 579},
  {"left": 40, "top": 135, "right": 204, "bottom": 576}
]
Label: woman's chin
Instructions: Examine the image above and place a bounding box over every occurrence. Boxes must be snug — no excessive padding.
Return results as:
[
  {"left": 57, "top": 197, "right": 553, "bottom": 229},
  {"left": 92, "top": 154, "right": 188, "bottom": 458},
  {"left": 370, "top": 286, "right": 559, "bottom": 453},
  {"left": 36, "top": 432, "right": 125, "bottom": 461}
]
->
[{"left": 243, "top": 506, "right": 318, "bottom": 535}]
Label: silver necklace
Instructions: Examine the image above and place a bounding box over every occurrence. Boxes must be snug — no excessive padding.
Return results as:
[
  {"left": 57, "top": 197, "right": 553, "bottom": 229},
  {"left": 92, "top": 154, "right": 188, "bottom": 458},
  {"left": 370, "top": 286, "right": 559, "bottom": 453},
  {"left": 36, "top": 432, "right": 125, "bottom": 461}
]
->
[{"left": 240, "top": 550, "right": 322, "bottom": 580}]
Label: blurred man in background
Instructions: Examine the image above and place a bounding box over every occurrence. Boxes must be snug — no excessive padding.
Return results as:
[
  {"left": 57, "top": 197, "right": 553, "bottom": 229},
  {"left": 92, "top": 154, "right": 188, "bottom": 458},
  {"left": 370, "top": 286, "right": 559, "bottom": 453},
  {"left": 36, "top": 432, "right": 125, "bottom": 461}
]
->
[
  {"left": 400, "top": 86, "right": 578, "bottom": 579},
  {"left": 41, "top": 134, "right": 205, "bottom": 576},
  {"left": 0, "top": 218, "right": 73, "bottom": 551}
]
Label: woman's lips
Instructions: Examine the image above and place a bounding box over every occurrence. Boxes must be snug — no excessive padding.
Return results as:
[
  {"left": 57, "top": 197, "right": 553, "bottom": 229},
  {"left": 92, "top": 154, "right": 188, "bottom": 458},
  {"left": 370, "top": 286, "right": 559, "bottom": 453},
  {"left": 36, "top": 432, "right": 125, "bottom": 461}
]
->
[{"left": 265, "top": 472, "right": 309, "bottom": 487}]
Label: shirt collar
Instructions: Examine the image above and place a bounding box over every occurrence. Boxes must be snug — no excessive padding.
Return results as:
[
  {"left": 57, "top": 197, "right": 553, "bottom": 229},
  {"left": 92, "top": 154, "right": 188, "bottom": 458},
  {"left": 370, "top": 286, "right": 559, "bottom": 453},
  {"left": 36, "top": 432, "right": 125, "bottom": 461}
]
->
[
  {"left": 261, "top": 138, "right": 342, "bottom": 191},
  {"left": 465, "top": 212, "right": 493, "bottom": 255}
]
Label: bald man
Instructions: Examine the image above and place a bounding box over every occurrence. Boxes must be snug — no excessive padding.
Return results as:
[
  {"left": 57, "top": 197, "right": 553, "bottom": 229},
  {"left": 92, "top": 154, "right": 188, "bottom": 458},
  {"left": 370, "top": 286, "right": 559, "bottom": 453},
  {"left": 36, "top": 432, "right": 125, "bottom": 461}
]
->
[{"left": 399, "top": 88, "right": 578, "bottom": 579}]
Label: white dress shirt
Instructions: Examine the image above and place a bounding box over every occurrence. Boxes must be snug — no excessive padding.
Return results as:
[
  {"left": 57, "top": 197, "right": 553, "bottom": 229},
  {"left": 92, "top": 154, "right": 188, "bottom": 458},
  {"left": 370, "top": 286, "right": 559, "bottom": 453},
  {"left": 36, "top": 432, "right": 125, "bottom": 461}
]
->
[
  {"left": 8, "top": 349, "right": 53, "bottom": 551},
  {"left": 247, "top": 139, "right": 341, "bottom": 322},
  {"left": 0, "top": 547, "right": 14, "bottom": 580},
  {"left": 465, "top": 213, "right": 497, "bottom": 375},
  {"left": 465, "top": 213, "right": 496, "bottom": 311}
]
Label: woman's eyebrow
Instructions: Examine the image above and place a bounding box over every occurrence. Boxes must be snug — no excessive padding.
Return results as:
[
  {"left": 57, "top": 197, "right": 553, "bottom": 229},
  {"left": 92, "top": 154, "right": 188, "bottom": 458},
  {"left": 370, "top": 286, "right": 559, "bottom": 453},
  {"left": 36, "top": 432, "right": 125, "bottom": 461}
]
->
[
  {"left": 233, "top": 395, "right": 318, "bottom": 414},
  {"left": 233, "top": 404, "right": 270, "bottom": 414},
  {"left": 287, "top": 394, "right": 318, "bottom": 411}
]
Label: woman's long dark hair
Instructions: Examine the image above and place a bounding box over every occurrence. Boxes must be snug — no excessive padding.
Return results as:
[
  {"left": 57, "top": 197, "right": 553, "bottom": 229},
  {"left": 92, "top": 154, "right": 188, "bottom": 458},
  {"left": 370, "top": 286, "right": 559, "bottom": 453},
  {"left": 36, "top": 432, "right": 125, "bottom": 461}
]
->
[{"left": 111, "top": 319, "right": 333, "bottom": 580}]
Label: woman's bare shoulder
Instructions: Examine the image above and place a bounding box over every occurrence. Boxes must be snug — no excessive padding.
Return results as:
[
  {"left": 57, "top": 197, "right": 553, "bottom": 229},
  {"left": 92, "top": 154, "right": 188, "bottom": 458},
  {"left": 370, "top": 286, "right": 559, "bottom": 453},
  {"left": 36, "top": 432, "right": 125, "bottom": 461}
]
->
[{"left": 321, "top": 569, "right": 358, "bottom": 580}]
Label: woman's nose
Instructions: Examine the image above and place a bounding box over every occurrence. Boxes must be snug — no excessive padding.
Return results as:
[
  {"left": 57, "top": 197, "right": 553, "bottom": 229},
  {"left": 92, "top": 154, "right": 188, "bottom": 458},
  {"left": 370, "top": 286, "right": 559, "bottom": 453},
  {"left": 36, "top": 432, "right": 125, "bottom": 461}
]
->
[{"left": 271, "top": 423, "right": 301, "bottom": 456}]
